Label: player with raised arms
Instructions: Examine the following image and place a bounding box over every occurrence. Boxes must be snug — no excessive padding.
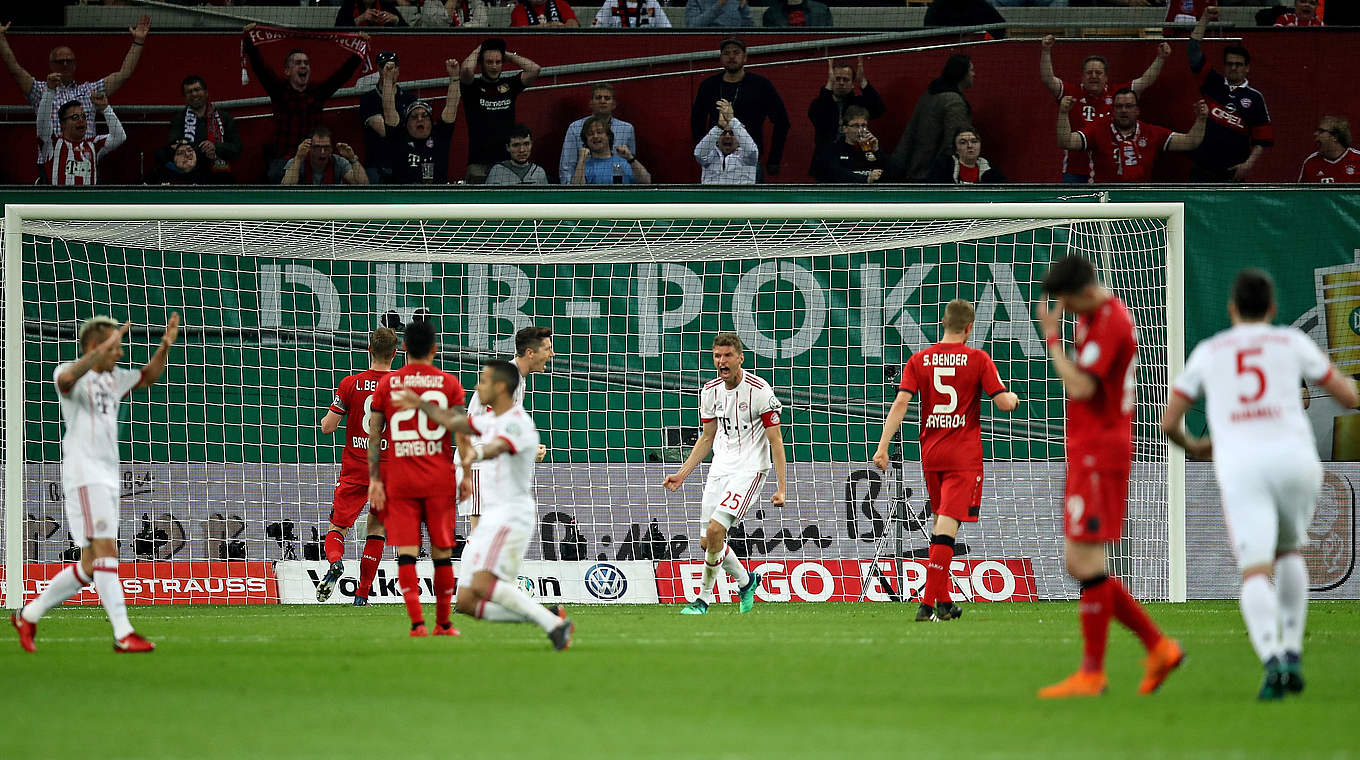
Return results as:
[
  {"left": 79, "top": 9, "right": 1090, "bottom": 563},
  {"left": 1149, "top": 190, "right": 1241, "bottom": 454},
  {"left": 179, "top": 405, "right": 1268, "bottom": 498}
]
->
[
  {"left": 1036, "top": 254, "right": 1184, "bottom": 698},
  {"left": 462, "top": 325, "right": 554, "bottom": 534},
  {"left": 315, "top": 326, "right": 399, "bottom": 605},
  {"left": 1161, "top": 268, "right": 1358, "bottom": 699},
  {"left": 393, "top": 359, "right": 575, "bottom": 651},
  {"left": 873, "top": 298, "right": 1020, "bottom": 622},
  {"left": 12, "top": 313, "right": 179, "bottom": 653},
  {"left": 663, "top": 333, "right": 787, "bottom": 615},
  {"left": 366, "top": 319, "right": 467, "bottom": 637}
]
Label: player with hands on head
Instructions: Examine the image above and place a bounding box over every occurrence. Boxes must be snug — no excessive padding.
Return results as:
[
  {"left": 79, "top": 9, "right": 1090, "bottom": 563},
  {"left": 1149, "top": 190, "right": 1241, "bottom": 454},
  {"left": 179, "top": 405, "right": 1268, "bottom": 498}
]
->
[
  {"left": 13, "top": 312, "right": 180, "bottom": 654},
  {"left": 663, "top": 333, "right": 787, "bottom": 615},
  {"left": 873, "top": 299, "right": 1018, "bottom": 622},
  {"left": 1161, "top": 268, "right": 1359, "bottom": 699}
]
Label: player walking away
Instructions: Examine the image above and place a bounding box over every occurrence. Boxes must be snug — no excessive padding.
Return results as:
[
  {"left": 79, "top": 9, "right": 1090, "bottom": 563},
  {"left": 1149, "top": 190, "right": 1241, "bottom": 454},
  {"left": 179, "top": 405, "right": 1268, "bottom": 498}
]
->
[
  {"left": 366, "top": 319, "right": 468, "bottom": 637},
  {"left": 315, "top": 327, "right": 399, "bottom": 606},
  {"left": 1035, "top": 255, "right": 1184, "bottom": 698},
  {"left": 873, "top": 299, "right": 1019, "bottom": 622},
  {"left": 394, "top": 360, "right": 576, "bottom": 651},
  {"left": 1161, "top": 269, "right": 1359, "bottom": 700},
  {"left": 463, "top": 325, "right": 554, "bottom": 534},
  {"left": 12, "top": 313, "right": 180, "bottom": 653},
  {"left": 662, "top": 333, "right": 788, "bottom": 615}
]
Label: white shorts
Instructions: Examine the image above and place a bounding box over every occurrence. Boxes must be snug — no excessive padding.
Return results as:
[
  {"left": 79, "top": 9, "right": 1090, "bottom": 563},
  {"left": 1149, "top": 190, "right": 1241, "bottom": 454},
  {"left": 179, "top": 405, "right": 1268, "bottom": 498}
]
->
[
  {"left": 64, "top": 483, "right": 120, "bottom": 546},
  {"left": 459, "top": 466, "right": 484, "bottom": 518},
  {"left": 1216, "top": 455, "right": 1322, "bottom": 570},
  {"left": 458, "top": 514, "right": 531, "bottom": 585},
  {"left": 700, "top": 469, "right": 768, "bottom": 531}
]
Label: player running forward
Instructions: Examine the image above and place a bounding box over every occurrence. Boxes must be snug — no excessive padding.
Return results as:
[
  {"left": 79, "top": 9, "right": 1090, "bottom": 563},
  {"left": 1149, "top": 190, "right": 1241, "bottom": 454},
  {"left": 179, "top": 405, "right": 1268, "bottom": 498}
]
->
[
  {"left": 873, "top": 298, "right": 1019, "bottom": 622},
  {"left": 366, "top": 319, "right": 467, "bottom": 637},
  {"left": 393, "top": 360, "right": 576, "bottom": 651},
  {"left": 1036, "top": 255, "right": 1184, "bottom": 698},
  {"left": 1161, "top": 268, "right": 1359, "bottom": 700},
  {"left": 463, "top": 325, "right": 554, "bottom": 534},
  {"left": 315, "top": 327, "right": 399, "bottom": 606},
  {"left": 12, "top": 313, "right": 179, "bottom": 654},
  {"left": 663, "top": 333, "right": 788, "bottom": 615}
]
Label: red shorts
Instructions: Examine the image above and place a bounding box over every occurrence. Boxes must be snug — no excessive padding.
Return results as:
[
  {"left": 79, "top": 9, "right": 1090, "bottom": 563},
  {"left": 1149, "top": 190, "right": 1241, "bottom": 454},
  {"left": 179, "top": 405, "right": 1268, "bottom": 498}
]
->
[
  {"left": 383, "top": 492, "right": 458, "bottom": 548},
  {"left": 329, "top": 479, "right": 370, "bottom": 529},
  {"left": 924, "top": 469, "right": 983, "bottom": 523},
  {"left": 1063, "top": 461, "right": 1131, "bottom": 542}
]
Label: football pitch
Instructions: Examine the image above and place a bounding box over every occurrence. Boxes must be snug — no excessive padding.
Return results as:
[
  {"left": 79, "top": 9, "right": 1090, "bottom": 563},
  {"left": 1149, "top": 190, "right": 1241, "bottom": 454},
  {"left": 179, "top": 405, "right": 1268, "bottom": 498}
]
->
[{"left": 5, "top": 601, "right": 1359, "bottom": 759}]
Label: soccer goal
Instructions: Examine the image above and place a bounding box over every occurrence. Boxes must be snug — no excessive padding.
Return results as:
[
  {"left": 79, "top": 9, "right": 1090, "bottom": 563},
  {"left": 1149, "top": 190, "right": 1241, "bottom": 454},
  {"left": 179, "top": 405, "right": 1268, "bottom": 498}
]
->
[{"left": 2, "top": 201, "right": 1185, "bottom": 608}]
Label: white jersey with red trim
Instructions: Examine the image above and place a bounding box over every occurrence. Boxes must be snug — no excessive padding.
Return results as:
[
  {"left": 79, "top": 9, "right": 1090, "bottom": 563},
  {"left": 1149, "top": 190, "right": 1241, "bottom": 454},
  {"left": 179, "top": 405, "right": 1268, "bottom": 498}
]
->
[
  {"left": 466, "top": 360, "right": 528, "bottom": 470},
  {"left": 472, "top": 404, "right": 540, "bottom": 521},
  {"left": 53, "top": 363, "right": 143, "bottom": 491},
  {"left": 1173, "top": 323, "right": 1331, "bottom": 468},
  {"left": 700, "top": 371, "right": 783, "bottom": 476}
]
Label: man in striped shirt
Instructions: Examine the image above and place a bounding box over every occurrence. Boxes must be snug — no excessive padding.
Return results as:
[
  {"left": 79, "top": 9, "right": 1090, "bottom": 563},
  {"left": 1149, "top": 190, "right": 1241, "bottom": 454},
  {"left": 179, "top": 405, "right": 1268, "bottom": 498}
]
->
[{"left": 39, "top": 81, "right": 125, "bottom": 186}]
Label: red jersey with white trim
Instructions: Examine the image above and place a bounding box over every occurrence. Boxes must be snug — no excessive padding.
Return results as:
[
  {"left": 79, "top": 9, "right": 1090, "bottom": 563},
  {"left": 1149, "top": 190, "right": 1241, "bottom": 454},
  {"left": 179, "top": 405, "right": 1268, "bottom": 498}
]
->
[
  {"left": 1067, "top": 296, "right": 1137, "bottom": 468},
  {"left": 700, "top": 371, "right": 782, "bottom": 476},
  {"left": 899, "top": 343, "right": 1006, "bottom": 471},
  {"left": 1056, "top": 80, "right": 1130, "bottom": 178},
  {"left": 1077, "top": 118, "right": 1173, "bottom": 183},
  {"left": 1298, "top": 148, "right": 1360, "bottom": 183},
  {"left": 329, "top": 368, "right": 391, "bottom": 485},
  {"left": 472, "top": 404, "right": 540, "bottom": 521},
  {"left": 371, "top": 364, "right": 465, "bottom": 497},
  {"left": 1274, "top": 13, "right": 1323, "bottom": 25}
]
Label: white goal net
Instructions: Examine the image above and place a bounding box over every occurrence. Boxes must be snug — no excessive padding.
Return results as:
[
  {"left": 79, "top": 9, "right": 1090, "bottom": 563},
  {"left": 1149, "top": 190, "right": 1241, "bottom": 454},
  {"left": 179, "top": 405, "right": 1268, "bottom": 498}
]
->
[{"left": 2, "top": 202, "right": 1185, "bottom": 608}]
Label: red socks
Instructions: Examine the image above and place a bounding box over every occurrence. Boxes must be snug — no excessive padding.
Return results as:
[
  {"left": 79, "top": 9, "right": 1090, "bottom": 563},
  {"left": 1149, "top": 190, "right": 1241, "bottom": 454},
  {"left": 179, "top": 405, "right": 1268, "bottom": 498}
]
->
[
  {"left": 1108, "top": 575, "right": 1162, "bottom": 651},
  {"left": 924, "top": 535, "right": 956, "bottom": 607},
  {"left": 1079, "top": 575, "right": 1114, "bottom": 672},
  {"left": 324, "top": 529, "right": 345, "bottom": 565},
  {"left": 433, "top": 558, "right": 455, "bottom": 627},
  {"left": 357, "top": 535, "right": 385, "bottom": 598},
  {"left": 397, "top": 556, "right": 423, "bottom": 625}
]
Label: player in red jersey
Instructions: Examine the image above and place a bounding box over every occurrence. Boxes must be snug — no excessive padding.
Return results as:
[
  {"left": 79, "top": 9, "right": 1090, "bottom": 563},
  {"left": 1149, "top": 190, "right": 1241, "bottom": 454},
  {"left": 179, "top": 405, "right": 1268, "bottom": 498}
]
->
[
  {"left": 1058, "top": 88, "right": 1206, "bottom": 183},
  {"left": 873, "top": 299, "right": 1019, "bottom": 622},
  {"left": 315, "top": 327, "right": 399, "bottom": 606},
  {"left": 1298, "top": 115, "right": 1360, "bottom": 183},
  {"left": 1035, "top": 255, "right": 1184, "bottom": 698},
  {"left": 366, "top": 319, "right": 468, "bottom": 637}
]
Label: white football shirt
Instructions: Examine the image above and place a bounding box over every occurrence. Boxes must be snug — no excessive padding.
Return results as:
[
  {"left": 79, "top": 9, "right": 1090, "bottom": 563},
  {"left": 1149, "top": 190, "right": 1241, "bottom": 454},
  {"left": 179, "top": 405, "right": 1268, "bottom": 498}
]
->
[
  {"left": 473, "top": 404, "right": 540, "bottom": 521},
  {"left": 1173, "top": 323, "right": 1332, "bottom": 467},
  {"left": 700, "top": 370, "right": 783, "bottom": 476},
  {"left": 466, "top": 360, "right": 527, "bottom": 471},
  {"left": 53, "top": 363, "right": 143, "bottom": 491}
]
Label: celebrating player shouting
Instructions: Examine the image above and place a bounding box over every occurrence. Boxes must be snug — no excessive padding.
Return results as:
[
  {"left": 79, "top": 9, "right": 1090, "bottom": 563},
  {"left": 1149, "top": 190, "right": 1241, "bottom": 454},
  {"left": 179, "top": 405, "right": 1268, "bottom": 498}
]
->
[
  {"left": 1161, "top": 269, "right": 1358, "bottom": 699},
  {"left": 1036, "top": 255, "right": 1183, "bottom": 698},
  {"left": 873, "top": 299, "right": 1019, "bottom": 622},
  {"left": 315, "top": 327, "right": 398, "bottom": 606},
  {"left": 394, "top": 360, "right": 575, "bottom": 651},
  {"left": 663, "top": 333, "right": 787, "bottom": 615},
  {"left": 366, "top": 319, "right": 467, "bottom": 637},
  {"left": 12, "top": 313, "right": 179, "bottom": 654}
]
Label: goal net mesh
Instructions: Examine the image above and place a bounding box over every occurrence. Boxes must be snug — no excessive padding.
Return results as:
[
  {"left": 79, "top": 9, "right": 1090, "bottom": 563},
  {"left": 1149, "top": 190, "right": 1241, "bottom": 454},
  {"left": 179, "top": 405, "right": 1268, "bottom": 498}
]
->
[{"left": 3, "top": 209, "right": 1172, "bottom": 605}]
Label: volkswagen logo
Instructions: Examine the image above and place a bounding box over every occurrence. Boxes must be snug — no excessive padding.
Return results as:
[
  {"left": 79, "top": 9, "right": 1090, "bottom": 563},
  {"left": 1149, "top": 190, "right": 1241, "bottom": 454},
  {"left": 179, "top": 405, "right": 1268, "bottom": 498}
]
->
[{"left": 584, "top": 563, "right": 627, "bottom": 601}]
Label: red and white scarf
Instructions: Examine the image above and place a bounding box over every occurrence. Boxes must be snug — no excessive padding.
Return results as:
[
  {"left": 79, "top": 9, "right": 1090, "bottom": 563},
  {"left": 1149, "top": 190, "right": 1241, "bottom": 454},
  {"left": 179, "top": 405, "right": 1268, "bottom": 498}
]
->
[
  {"left": 519, "top": 0, "right": 564, "bottom": 24},
  {"left": 241, "top": 25, "right": 372, "bottom": 86}
]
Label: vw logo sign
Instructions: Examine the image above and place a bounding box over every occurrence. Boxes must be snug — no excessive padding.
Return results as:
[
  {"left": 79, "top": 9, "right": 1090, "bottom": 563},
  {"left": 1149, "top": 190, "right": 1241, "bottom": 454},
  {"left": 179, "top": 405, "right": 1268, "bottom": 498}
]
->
[{"left": 584, "top": 563, "right": 628, "bottom": 601}]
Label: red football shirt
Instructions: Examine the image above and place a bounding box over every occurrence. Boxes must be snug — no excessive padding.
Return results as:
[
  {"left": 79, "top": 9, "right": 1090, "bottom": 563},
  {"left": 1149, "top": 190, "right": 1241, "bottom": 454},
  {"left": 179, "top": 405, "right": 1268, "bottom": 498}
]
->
[
  {"left": 1067, "top": 296, "right": 1137, "bottom": 469},
  {"left": 1298, "top": 148, "right": 1360, "bottom": 183},
  {"left": 329, "top": 368, "right": 391, "bottom": 485},
  {"left": 1057, "top": 80, "right": 1130, "bottom": 178},
  {"left": 1078, "top": 119, "right": 1173, "bottom": 183},
  {"left": 899, "top": 343, "right": 1007, "bottom": 471},
  {"left": 371, "top": 363, "right": 466, "bottom": 497}
]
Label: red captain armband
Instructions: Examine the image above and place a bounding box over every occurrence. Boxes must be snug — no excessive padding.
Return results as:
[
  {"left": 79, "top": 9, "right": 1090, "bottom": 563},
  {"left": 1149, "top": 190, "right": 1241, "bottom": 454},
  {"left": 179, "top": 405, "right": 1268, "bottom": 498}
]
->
[{"left": 759, "top": 410, "right": 781, "bottom": 428}]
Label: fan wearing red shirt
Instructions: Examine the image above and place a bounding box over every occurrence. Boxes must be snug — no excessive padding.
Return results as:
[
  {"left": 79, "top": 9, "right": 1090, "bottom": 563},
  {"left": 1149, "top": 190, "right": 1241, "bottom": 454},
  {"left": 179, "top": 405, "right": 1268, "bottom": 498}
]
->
[
  {"left": 1058, "top": 88, "right": 1206, "bottom": 183},
  {"left": 1298, "top": 115, "right": 1360, "bottom": 183},
  {"left": 1035, "top": 255, "right": 1183, "bottom": 699},
  {"left": 367, "top": 319, "right": 468, "bottom": 637},
  {"left": 314, "top": 327, "right": 398, "bottom": 607},
  {"left": 874, "top": 299, "right": 1019, "bottom": 622},
  {"left": 1275, "top": 0, "right": 1324, "bottom": 25}
]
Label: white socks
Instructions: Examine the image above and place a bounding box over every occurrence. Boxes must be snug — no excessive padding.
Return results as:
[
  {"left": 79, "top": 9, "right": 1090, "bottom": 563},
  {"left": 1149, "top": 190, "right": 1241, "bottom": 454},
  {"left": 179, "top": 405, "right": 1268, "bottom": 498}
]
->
[
  {"left": 21, "top": 563, "right": 90, "bottom": 623},
  {"left": 92, "top": 557, "right": 134, "bottom": 640},
  {"left": 477, "top": 600, "right": 528, "bottom": 623},
  {"left": 1274, "top": 552, "right": 1308, "bottom": 656},
  {"left": 1240, "top": 574, "right": 1281, "bottom": 664},
  {"left": 490, "top": 579, "right": 561, "bottom": 633},
  {"left": 722, "top": 545, "right": 750, "bottom": 588},
  {"left": 699, "top": 547, "right": 723, "bottom": 603}
]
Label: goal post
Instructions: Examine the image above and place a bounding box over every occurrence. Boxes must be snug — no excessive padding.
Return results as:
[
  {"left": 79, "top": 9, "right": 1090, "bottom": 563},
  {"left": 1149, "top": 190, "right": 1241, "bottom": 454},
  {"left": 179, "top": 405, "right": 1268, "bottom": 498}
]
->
[{"left": 2, "top": 201, "right": 1186, "bottom": 608}]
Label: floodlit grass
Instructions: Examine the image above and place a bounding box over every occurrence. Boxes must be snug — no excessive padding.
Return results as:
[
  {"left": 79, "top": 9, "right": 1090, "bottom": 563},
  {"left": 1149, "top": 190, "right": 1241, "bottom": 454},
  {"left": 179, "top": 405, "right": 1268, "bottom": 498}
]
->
[{"left": 4, "top": 601, "right": 1358, "bottom": 759}]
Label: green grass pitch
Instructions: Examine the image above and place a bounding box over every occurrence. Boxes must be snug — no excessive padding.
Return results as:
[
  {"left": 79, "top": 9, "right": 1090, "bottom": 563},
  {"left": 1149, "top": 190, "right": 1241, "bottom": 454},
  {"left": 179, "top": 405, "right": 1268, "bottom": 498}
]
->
[{"left": 4, "top": 601, "right": 1358, "bottom": 759}]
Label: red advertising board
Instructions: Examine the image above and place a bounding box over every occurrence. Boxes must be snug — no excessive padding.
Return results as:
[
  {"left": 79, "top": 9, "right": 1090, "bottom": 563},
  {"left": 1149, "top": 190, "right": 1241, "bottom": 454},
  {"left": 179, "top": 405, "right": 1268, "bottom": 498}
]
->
[
  {"left": 656, "top": 558, "right": 1037, "bottom": 604},
  {"left": 16, "top": 562, "right": 279, "bottom": 605}
]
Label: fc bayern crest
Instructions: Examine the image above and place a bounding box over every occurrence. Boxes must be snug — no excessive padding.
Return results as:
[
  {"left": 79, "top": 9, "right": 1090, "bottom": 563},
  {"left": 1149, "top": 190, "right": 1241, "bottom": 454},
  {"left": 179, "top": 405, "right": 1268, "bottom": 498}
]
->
[{"left": 1240, "top": 97, "right": 1252, "bottom": 108}]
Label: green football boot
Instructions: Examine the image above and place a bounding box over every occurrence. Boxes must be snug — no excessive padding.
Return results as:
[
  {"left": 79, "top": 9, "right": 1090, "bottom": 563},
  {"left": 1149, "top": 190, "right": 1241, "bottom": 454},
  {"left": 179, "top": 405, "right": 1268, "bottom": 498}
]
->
[
  {"left": 738, "top": 572, "right": 762, "bottom": 614},
  {"left": 680, "top": 599, "right": 709, "bottom": 615}
]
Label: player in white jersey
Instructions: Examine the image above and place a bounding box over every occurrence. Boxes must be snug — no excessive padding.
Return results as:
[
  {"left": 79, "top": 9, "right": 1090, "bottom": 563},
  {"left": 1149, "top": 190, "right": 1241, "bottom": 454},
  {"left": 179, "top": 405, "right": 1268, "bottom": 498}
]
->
[
  {"left": 1162, "top": 269, "right": 1358, "bottom": 699},
  {"left": 663, "top": 333, "right": 788, "bottom": 615},
  {"left": 393, "top": 360, "right": 575, "bottom": 651},
  {"left": 12, "top": 313, "right": 180, "bottom": 654},
  {"left": 462, "top": 325, "right": 554, "bottom": 533}
]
